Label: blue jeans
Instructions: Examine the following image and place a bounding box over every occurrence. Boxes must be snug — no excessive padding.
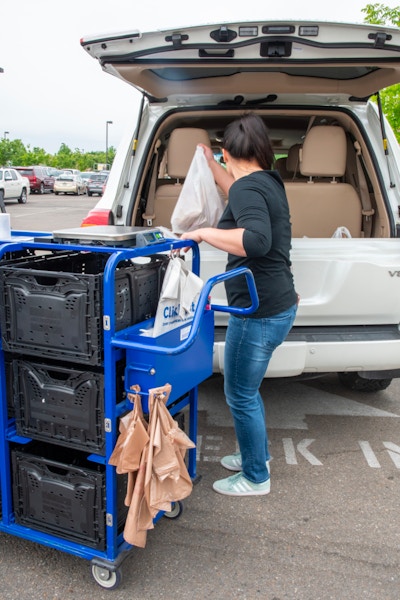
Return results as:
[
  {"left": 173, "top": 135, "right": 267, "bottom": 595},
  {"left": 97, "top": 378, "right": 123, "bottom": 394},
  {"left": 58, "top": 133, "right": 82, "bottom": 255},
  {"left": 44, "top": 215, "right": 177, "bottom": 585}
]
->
[{"left": 224, "top": 304, "right": 298, "bottom": 484}]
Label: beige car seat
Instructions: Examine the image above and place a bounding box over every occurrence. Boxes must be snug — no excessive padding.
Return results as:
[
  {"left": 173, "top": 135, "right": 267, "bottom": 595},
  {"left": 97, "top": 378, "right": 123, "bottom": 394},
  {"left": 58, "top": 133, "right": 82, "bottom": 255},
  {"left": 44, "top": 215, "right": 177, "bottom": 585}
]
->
[
  {"left": 284, "top": 126, "right": 362, "bottom": 237},
  {"left": 143, "top": 128, "right": 211, "bottom": 229}
]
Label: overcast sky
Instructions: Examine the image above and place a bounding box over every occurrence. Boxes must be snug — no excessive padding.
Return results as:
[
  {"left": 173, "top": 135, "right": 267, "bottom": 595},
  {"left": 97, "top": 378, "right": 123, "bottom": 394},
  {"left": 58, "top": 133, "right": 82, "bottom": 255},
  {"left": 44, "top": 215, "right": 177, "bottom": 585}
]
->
[{"left": 1, "top": 0, "right": 397, "bottom": 155}]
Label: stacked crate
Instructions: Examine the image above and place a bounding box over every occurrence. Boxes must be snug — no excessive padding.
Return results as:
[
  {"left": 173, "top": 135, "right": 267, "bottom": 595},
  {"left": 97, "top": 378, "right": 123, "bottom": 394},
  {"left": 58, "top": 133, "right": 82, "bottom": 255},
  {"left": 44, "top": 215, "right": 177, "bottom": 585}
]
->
[{"left": 0, "top": 249, "right": 168, "bottom": 549}]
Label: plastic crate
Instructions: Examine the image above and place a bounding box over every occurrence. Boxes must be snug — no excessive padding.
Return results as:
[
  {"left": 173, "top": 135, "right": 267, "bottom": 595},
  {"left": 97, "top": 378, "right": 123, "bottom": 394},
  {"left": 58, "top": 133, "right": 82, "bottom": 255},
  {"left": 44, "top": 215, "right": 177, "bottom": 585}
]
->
[
  {"left": 4, "top": 357, "right": 14, "bottom": 418},
  {"left": 11, "top": 442, "right": 128, "bottom": 550},
  {"left": 11, "top": 358, "right": 125, "bottom": 453},
  {"left": 0, "top": 251, "right": 168, "bottom": 365}
]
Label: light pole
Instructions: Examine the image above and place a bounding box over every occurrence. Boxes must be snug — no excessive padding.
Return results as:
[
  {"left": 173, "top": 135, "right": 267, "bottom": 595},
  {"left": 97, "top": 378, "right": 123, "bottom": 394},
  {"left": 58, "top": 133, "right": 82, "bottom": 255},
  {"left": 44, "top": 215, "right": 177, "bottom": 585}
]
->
[
  {"left": 3, "top": 131, "right": 9, "bottom": 140},
  {"left": 105, "top": 121, "right": 113, "bottom": 169}
]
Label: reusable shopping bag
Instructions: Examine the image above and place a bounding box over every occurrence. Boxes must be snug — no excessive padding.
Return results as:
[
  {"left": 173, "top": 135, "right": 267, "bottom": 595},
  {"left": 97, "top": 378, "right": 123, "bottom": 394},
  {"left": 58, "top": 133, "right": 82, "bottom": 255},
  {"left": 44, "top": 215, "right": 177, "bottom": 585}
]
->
[
  {"left": 112, "top": 384, "right": 195, "bottom": 548},
  {"left": 170, "top": 145, "right": 226, "bottom": 233},
  {"left": 151, "top": 255, "right": 203, "bottom": 337}
]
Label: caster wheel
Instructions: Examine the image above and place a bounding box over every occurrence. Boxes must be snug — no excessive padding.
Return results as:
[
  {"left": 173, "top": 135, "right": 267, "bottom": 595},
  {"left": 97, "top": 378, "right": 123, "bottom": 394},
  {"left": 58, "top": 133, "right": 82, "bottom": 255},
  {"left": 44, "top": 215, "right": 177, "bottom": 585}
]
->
[
  {"left": 91, "top": 564, "right": 122, "bottom": 589},
  {"left": 163, "top": 500, "right": 183, "bottom": 519}
]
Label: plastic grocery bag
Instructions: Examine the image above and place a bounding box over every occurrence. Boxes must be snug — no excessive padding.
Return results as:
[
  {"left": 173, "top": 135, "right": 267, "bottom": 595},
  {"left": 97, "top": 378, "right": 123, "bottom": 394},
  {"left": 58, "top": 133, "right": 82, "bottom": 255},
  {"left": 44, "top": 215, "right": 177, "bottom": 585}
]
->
[
  {"left": 171, "top": 146, "right": 226, "bottom": 233},
  {"left": 332, "top": 226, "right": 352, "bottom": 238},
  {"left": 152, "top": 256, "right": 204, "bottom": 337}
]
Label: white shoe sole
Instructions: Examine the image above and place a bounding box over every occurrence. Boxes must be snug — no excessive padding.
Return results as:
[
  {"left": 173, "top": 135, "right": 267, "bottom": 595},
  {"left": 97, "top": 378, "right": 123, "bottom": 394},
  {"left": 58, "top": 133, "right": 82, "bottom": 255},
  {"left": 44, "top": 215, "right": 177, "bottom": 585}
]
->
[
  {"left": 213, "top": 479, "right": 271, "bottom": 497},
  {"left": 220, "top": 456, "right": 270, "bottom": 473}
]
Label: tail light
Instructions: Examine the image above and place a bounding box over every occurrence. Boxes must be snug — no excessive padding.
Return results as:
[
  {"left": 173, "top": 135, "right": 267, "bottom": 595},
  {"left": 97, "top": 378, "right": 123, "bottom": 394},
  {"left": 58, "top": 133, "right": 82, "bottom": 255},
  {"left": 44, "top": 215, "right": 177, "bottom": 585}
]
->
[{"left": 80, "top": 208, "right": 114, "bottom": 226}]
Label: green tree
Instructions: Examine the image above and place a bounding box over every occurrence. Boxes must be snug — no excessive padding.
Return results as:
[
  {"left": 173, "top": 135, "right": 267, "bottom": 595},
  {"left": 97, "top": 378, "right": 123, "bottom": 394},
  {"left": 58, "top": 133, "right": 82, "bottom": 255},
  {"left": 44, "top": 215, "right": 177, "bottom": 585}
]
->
[
  {"left": 362, "top": 4, "right": 400, "bottom": 141},
  {"left": 362, "top": 3, "right": 400, "bottom": 25},
  {"left": 0, "top": 138, "right": 27, "bottom": 167}
]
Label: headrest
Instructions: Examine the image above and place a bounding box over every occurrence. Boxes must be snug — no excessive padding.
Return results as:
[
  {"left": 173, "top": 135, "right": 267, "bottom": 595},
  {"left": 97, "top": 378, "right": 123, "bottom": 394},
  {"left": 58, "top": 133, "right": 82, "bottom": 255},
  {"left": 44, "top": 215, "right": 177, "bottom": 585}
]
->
[
  {"left": 286, "top": 143, "right": 302, "bottom": 174},
  {"left": 167, "top": 128, "right": 211, "bottom": 179},
  {"left": 300, "top": 126, "right": 347, "bottom": 178},
  {"left": 275, "top": 156, "right": 291, "bottom": 179}
]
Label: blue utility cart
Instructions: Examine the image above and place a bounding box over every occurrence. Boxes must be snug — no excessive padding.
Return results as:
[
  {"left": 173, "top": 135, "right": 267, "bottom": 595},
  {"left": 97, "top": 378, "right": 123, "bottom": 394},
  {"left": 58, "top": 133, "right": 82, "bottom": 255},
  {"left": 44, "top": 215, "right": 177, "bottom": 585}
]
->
[{"left": 0, "top": 228, "right": 258, "bottom": 589}]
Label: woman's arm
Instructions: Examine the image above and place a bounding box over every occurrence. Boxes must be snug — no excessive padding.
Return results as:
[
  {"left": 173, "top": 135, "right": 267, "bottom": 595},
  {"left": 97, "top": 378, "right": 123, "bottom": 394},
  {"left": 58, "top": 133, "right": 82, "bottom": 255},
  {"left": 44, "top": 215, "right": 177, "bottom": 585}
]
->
[
  {"left": 181, "top": 227, "right": 246, "bottom": 256},
  {"left": 198, "top": 143, "right": 234, "bottom": 197}
]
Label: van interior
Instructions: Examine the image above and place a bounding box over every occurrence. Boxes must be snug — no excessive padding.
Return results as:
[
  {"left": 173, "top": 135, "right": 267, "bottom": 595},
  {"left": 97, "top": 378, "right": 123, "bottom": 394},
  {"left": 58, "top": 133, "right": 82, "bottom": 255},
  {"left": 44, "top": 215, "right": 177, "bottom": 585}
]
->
[{"left": 132, "top": 110, "right": 390, "bottom": 239}]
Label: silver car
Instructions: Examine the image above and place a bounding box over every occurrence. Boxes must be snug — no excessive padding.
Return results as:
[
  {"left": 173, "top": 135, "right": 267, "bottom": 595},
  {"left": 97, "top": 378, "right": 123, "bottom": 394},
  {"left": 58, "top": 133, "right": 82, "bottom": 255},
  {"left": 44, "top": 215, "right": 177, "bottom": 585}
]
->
[{"left": 54, "top": 173, "right": 86, "bottom": 195}]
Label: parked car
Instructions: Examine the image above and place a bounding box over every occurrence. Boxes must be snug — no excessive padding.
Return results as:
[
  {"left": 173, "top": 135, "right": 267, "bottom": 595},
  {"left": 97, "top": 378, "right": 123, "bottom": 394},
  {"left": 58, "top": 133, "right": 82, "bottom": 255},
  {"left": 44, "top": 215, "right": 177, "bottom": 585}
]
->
[
  {"left": 53, "top": 173, "right": 86, "bottom": 195},
  {"left": 80, "top": 171, "right": 98, "bottom": 186},
  {"left": 46, "top": 167, "right": 63, "bottom": 178},
  {"left": 80, "top": 19, "right": 400, "bottom": 391},
  {"left": 0, "top": 168, "right": 30, "bottom": 207},
  {"left": 60, "top": 169, "right": 81, "bottom": 176},
  {"left": 86, "top": 173, "right": 108, "bottom": 196},
  {"left": 14, "top": 166, "right": 53, "bottom": 194}
]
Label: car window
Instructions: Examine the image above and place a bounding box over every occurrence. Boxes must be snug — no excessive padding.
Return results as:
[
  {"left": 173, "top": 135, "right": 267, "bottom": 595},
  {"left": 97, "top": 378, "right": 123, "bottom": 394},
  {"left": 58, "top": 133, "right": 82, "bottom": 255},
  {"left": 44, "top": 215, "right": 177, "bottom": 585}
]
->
[{"left": 10, "top": 171, "right": 17, "bottom": 180}]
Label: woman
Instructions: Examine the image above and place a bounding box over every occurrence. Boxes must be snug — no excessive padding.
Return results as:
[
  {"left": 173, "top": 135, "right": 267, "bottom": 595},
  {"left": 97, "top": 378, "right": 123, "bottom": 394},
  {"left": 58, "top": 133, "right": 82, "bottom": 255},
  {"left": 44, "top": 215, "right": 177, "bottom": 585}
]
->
[{"left": 181, "top": 112, "right": 298, "bottom": 497}]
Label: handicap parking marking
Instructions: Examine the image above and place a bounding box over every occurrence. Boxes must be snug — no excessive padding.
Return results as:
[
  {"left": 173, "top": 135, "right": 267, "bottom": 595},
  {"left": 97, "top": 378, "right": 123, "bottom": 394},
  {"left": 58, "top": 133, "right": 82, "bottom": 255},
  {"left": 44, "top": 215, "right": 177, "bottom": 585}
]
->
[
  {"left": 197, "top": 380, "right": 400, "bottom": 468},
  {"left": 266, "top": 383, "right": 399, "bottom": 430}
]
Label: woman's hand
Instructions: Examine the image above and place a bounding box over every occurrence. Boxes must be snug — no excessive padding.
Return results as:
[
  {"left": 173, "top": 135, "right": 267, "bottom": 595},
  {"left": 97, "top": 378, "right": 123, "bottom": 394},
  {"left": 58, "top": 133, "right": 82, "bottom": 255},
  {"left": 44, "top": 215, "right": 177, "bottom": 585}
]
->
[
  {"left": 181, "top": 229, "right": 206, "bottom": 244},
  {"left": 181, "top": 227, "right": 246, "bottom": 256},
  {"left": 198, "top": 143, "right": 215, "bottom": 165}
]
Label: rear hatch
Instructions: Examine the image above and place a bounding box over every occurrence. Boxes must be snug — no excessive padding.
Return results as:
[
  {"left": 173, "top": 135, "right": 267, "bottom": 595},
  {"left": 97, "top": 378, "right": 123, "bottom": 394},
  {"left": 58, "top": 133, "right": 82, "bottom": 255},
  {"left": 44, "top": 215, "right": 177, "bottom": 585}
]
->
[
  {"left": 81, "top": 20, "right": 400, "bottom": 104},
  {"left": 81, "top": 21, "right": 400, "bottom": 339}
]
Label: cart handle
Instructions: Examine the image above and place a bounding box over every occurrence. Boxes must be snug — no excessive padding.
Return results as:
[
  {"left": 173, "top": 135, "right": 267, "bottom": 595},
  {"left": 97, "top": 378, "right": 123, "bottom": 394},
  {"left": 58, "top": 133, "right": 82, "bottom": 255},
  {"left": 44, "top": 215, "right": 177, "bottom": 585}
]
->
[{"left": 111, "top": 266, "right": 258, "bottom": 356}]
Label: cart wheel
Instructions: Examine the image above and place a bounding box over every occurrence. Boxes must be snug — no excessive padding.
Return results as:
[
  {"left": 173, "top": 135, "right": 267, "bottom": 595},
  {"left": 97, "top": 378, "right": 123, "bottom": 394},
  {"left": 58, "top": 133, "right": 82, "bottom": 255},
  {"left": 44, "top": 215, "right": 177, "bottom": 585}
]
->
[
  {"left": 163, "top": 501, "right": 183, "bottom": 519},
  {"left": 91, "top": 565, "right": 122, "bottom": 589}
]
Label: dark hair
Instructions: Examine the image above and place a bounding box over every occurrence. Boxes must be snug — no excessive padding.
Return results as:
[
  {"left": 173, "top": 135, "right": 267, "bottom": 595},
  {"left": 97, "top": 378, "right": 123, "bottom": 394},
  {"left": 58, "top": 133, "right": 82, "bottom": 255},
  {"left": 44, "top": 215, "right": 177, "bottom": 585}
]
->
[{"left": 222, "top": 112, "right": 274, "bottom": 170}]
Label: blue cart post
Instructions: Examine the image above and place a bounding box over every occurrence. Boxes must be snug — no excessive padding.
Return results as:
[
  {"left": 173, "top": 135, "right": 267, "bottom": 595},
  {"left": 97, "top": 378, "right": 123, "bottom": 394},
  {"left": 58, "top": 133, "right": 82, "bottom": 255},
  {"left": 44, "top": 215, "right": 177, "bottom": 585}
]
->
[{"left": 0, "top": 233, "right": 258, "bottom": 589}]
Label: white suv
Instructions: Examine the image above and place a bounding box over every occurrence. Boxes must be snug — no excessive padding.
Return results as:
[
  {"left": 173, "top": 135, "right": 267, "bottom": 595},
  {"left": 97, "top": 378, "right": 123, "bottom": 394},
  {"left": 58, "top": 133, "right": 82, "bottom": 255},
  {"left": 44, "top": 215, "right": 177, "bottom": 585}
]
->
[
  {"left": 0, "top": 168, "right": 30, "bottom": 208},
  {"left": 80, "top": 20, "right": 400, "bottom": 392}
]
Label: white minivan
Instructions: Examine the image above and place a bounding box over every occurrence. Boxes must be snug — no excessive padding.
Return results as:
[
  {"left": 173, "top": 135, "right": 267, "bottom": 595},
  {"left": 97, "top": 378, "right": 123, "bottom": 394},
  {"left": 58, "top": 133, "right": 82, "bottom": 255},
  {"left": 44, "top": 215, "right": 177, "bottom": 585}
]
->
[{"left": 80, "top": 19, "right": 400, "bottom": 392}]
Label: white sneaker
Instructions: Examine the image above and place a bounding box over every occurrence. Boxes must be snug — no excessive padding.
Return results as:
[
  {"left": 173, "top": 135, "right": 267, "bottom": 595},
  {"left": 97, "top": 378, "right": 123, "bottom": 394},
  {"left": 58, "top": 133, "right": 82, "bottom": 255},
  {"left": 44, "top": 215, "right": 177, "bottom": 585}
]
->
[
  {"left": 213, "top": 472, "right": 271, "bottom": 496},
  {"left": 220, "top": 451, "right": 270, "bottom": 473}
]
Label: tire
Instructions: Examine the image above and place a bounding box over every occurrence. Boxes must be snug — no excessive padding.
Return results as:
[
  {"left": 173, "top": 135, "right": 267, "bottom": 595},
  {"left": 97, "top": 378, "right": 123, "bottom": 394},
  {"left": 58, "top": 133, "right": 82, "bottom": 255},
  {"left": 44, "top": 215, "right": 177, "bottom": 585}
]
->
[
  {"left": 39, "top": 182, "right": 45, "bottom": 194},
  {"left": 0, "top": 189, "right": 6, "bottom": 212},
  {"left": 338, "top": 372, "right": 392, "bottom": 392},
  {"left": 18, "top": 188, "right": 27, "bottom": 204},
  {"left": 91, "top": 565, "right": 122, "bottom": 590},
  {"left": 163, "top": 500, "right": 183, "bottom": 519},
  {"left": 54, "top": 191, "right": 59, "bottom": 195}
]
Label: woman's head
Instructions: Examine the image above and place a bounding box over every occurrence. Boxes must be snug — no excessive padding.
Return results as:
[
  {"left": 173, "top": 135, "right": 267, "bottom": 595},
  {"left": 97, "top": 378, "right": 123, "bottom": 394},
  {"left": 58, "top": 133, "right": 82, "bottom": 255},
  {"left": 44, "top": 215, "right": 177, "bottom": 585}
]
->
[{"left": 222, "top": 112, "right": 274, "bottom": 171}]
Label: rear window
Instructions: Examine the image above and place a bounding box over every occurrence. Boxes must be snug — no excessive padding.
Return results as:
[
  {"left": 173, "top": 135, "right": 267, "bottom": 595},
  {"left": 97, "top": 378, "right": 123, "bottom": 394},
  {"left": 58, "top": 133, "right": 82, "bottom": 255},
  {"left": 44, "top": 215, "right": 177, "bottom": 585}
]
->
[{"left": 16, "top": 168, "right": 33, "bottom": 176}]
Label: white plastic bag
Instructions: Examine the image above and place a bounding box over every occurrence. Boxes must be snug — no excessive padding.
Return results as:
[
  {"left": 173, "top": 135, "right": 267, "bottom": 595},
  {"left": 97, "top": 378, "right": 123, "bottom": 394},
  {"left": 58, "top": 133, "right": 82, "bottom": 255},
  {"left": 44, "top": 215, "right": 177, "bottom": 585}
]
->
[
  {"left": 332, "top": 226, "right": 352, "bottom": 238},
  {"left": 171, "top": 146, "right": 226, "bottom": 233},
  {"left": 152, "top": 257, "right": 204, "bottom": 337}
]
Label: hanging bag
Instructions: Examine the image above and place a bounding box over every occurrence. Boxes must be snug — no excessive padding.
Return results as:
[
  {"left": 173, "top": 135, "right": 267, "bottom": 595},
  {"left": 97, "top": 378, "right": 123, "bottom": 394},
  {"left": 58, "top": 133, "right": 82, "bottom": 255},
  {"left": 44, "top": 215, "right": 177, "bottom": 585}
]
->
[
  {"left": 171, "top": 146, "right": 226, "bottom": 233},
  {"left": 152, "top": 256, "right": 203, "bottom": 337}
]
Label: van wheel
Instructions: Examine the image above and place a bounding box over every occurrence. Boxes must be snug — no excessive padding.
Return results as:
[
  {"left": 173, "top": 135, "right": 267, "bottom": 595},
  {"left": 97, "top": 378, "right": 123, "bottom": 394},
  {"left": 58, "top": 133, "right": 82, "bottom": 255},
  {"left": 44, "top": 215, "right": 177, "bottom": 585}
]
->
[
  {"left": 338, "top": 372, "right": 392, "bottom": 392},
  {"left": 18, "top": 188, "right": 27, "bottom": 204}
]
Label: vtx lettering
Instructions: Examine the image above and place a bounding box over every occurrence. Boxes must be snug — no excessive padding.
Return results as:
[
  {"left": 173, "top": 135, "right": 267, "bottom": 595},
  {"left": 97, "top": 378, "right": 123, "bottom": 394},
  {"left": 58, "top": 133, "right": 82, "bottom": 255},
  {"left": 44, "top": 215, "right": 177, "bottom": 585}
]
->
[{"left": 388, "top": 270, "right": 400, "bottom": 277}]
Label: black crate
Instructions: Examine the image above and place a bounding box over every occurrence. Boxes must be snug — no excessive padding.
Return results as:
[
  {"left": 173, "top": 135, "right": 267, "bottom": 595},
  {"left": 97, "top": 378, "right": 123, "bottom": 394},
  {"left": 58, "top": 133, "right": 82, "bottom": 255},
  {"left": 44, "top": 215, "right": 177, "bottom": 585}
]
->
[
  {"left": 0, "top": 251, "right": 168, "bottom": 365},
  {"left": 4, "top": 357, "right": 14, "bottom": 418},
  {"left": 11, "top": 358, "right": 125, "bottom": 453},
  {"left": 11, "top": 442, "right": 128, "bottom": 550}
]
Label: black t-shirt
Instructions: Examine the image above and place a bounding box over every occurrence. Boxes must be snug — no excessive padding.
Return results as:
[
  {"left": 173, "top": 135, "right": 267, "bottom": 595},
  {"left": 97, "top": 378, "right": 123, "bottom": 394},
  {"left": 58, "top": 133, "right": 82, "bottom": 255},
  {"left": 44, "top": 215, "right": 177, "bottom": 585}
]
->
[{"left": 217, "top": 170, "right": 297, "bottom": 318}]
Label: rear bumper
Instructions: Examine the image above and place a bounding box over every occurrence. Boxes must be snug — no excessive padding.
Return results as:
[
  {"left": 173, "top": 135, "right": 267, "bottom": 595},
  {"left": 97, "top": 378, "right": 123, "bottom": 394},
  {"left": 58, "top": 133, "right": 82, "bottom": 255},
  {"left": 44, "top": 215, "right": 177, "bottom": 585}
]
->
[{"left": 213, "top": 324, "right": 400, "bottom": 378}]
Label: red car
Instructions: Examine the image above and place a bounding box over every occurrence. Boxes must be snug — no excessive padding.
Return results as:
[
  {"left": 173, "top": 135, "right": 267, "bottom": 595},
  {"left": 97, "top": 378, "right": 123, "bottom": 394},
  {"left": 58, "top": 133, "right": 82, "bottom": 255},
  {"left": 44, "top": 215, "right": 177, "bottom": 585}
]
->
[{"left": 14, "top": 166, "right": 54, "bottom": 194}]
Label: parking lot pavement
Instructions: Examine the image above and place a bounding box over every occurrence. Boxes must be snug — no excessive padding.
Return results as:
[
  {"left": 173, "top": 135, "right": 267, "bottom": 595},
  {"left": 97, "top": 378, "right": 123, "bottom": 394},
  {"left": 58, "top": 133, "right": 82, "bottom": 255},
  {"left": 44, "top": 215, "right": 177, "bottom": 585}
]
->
[
  {"left": 2, "top": 197, "right": 400, "bottom": 598},
  {"left": 5, "top": 192, "right": 99, "bottom": 232},
  {"left": 1, "top": 374, "right": 400, "bottom": 599}
]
